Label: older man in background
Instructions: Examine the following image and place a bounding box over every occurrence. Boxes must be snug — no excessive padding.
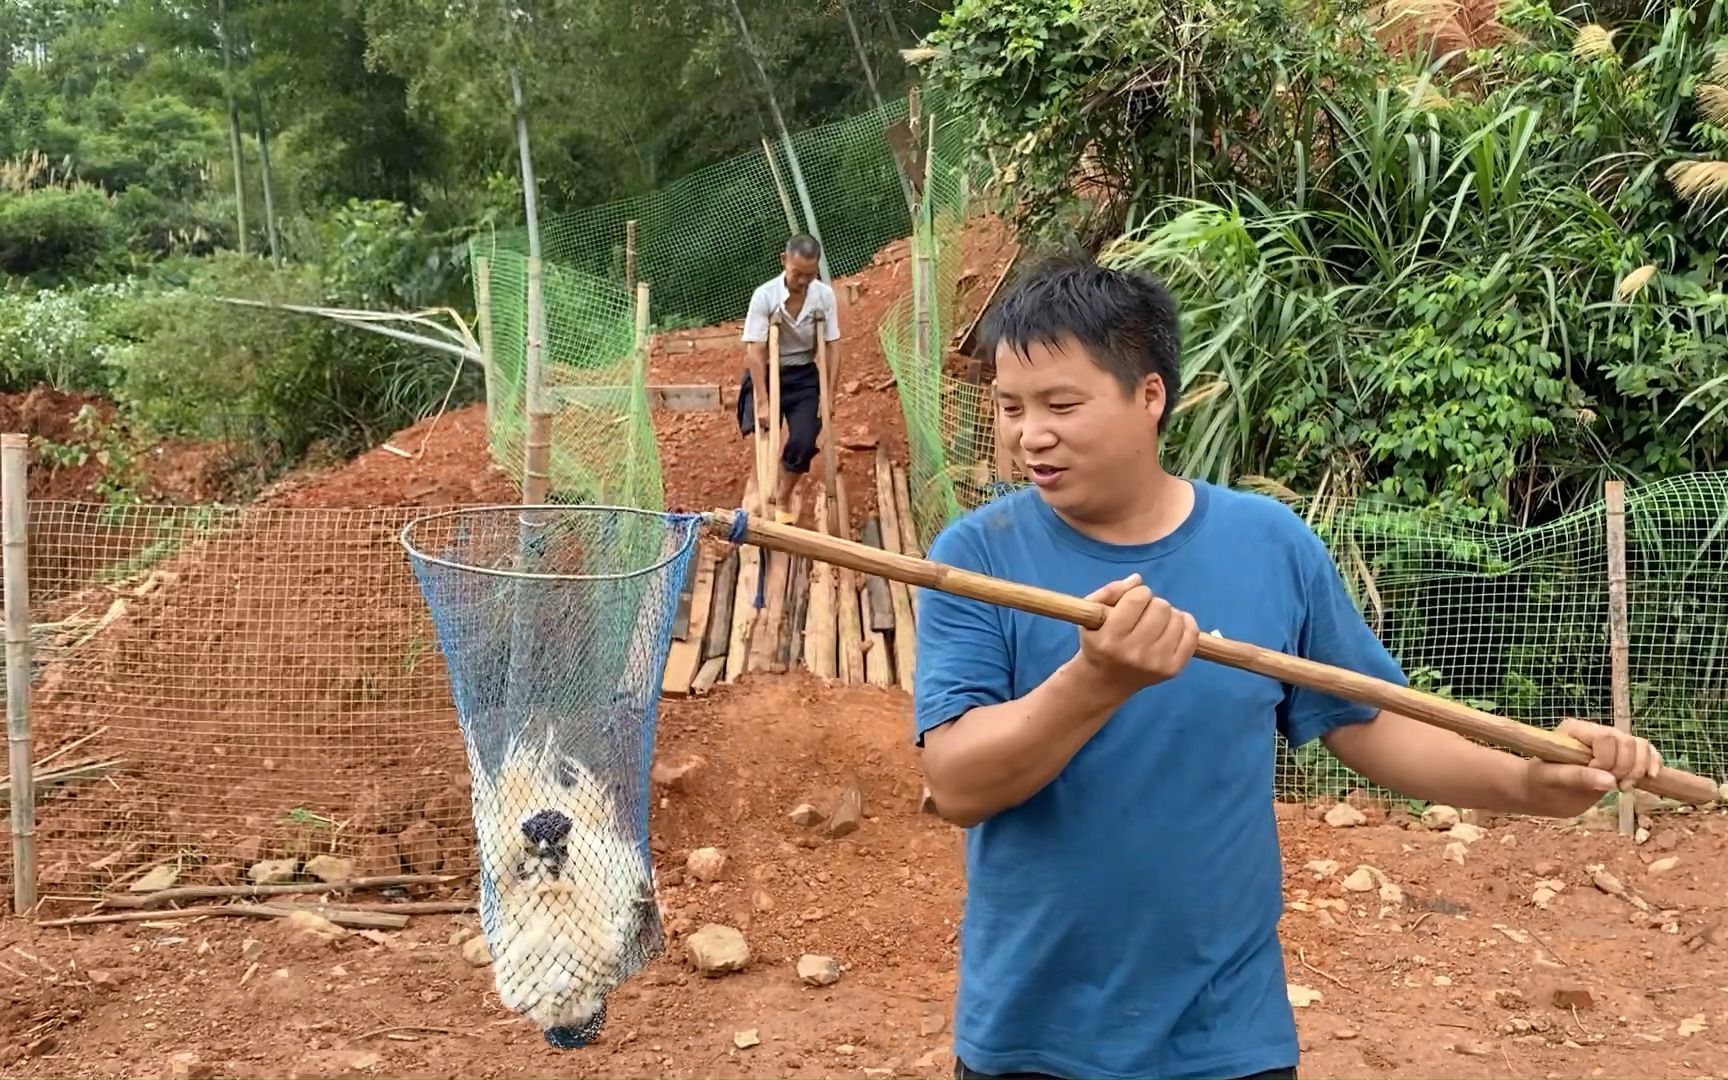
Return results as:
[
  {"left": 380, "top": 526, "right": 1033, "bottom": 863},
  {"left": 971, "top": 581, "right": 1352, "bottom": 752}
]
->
[{"left": 738, "top": 233, "right": 841, "bottom": 521}]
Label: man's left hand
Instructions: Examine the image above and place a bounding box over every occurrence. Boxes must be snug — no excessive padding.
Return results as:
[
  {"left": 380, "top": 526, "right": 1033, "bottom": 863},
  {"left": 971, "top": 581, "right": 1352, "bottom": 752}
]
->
[{"left": 1520, "top": 716, "right": 1662, "bottom": 818}]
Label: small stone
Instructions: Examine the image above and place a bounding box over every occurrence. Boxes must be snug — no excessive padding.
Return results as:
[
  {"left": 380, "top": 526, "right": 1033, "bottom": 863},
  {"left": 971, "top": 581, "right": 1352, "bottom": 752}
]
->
[
  {"left": 1493, "top": 989, "right": 1528, "bottom": 1009},
  {"left": 129, "top": 864, "right": 180, "bottom": 893},
  {"left": 914, "top": 1052, "right": 940, "bottom": 1070},
  {"left": 751, "top": 889, "right": 774, "bottom": 913},
  {"left": 1305, "top": 859, "right": 1339, "bottom": 878},
  {"left": 286, "top": 910, "right": 347, "bottom": 942},
  {"left": 733, "top": 1028, "right": 760, "bottom": 1049},
  {"left": 1532, "top": 886, "right": 1560, "bottom": 909},
  {"left": 1434, "top": 975, "right": 1452, "bottom": 986},
  {"left": 1421, "top": 805, "right": 1462, "bottom": 830},
  {"left": 687, "top": 924, "right": 750, "bottom": 975},
  {"left": 461, "top": 933, "right": 491, "bottom": 966},
  {"left": 687, "top": 847, "right": 729, "bottom": 882},
  {"left": 248, "top": 859, "right": 298, "bottom": 885},
  {"left": 1647, "top": 856, "right": 1679, "bottom": 876},
  {"left": 1379, "top": 882, "right": 1404, "bottom": 905},
  {"left": 1325, "top": 803, "right": 1366, "bottom": 828},
  {"left": 919, "top": 1013, "right": 946, "bottom": 1037},
  {"left": 241, "top": 938, "right": 264, "bottom": 962},
  {"left": 652, "top": 755, "right": 705, "bottom": 792},
  {"left": 1342, "top": 867, "right": 1378, "bottom": 892},
  {"left": 304, "top": 855, "right": 354, "bottom": 883},
  {"left": 1287, "top": 984, "right": 1323, "bottom": 1007},
  {"left": 1452, "top": 1039, "right": 1493, "bottom": 1057},
  {"left": 1449, "top": 822, "right": 1488, "bottom": 844},
  {"left": 168, "top": 1052, "right": 217, "bottom": 1080},
  {"left": 788, "top": 804, "right": 825, "bottom": 827},
  {"left": 1334, "top": 1028, "right": 1359, "bottom": 1040},
  {"left": 1444, "top": 841, "right": 1469, "bottom": 865},
  {"left": 1677, "top": 1013, "right": 1706, "bottom": 1038},
  {"left": 1533, "top": 860, "right": 1560, "bottom": 877},
  {"left": 797, "top": 953, "right": 841, "bottom": 987}
]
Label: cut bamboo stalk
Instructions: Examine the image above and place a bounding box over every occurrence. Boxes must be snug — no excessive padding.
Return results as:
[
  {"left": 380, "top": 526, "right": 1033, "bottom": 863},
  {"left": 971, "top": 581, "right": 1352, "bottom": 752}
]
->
[
  {"left": 834, "top": 474, "right": 866, "bottom": 683},
  {"left": 37, "top": 903, "right": 416, "bottom": 931},
  {"left": 1606, "top": 480, "right": 1633, "bottom": 837},
  {"left": 474, "top": 256, "right": 497, "bottom": 434},
  {"left": 3, "top": 432, "right": 34, "bottom": 914},
  {"left": 0, "top": 758, "right": 126, "bottom": 807},
  {"left": 703, "top": 549, "right": 739, "bottom": 664},
  {"left": 624, "top": 218, "right": 637, "bottom": 288},
  {"left": 816, "top": 313, "right": 837, "bottom": 507},
  {"left": 704, "top": 509, "right": 1722, "bottom": 807},
  {"left": 522, "top": 254, "right": 551, "bottom": 506},
  {"left": 804, "top": 492, "right": 838, "bottom": 678},
  {"left": 98, "top": 873, "right": 462, "bottom": 910},
  {"left": 662, "top": 548, "right": 717, "bottom": 698},
  {"left": 670, "top": 549, "right": 698, "bottom": 642},
  {"left": 892, "top": 463, "right": 921, "bottom": 556},
  {"left": 874, "top": 449, "right": 917, "bottom": 692}
]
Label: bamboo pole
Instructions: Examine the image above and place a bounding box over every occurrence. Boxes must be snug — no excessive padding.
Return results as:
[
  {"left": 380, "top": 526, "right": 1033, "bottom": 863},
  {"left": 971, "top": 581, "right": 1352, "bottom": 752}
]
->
[
  {"left": 728, "top": 0, "right": 832, "bottom": 283},
  {"left": 630, "top": 281, "right": 651, "bottom": 506},
  {"left": 3, "top": 433, "right": 35, "bottom": 914},
  {"left": 702, "top": 508, "right": 1722, "bottom": 807},
  {"left": 1606, "top": 480, "right": 1634, "bottom": 836},
  {"left": 510, "top": 65, "right": 550, "bottom": 509},
  {"left": 761, "top": 139, "right": 800, "bottom": 236},
  {"left": 625, "top": 219, "right": 637, "bottom": 289}
]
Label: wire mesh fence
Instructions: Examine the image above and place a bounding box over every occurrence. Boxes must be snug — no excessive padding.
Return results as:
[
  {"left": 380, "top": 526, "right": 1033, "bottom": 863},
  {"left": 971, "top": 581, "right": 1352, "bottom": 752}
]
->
[
  {"left": 5, "top": 473, "right": 1728, "bottom": 907},
  {"left": 1, "top": 501, "right": 473, "bottom": 902}
]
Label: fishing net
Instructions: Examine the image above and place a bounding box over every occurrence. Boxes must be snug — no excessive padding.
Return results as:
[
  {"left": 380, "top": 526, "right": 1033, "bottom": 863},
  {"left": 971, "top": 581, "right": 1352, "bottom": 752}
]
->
[{"left": 400, "top": 504, "right": 702, "bottom": 1048}]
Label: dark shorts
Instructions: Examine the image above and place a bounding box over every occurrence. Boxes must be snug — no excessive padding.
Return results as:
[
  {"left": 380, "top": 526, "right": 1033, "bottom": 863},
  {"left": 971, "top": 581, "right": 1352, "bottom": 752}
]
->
[
  {"left": 955, "top": 1059, "right": 1297, "bottom": 1080},
  {"left": 736, "top": 362, "right": 822, "bottom": 475}
]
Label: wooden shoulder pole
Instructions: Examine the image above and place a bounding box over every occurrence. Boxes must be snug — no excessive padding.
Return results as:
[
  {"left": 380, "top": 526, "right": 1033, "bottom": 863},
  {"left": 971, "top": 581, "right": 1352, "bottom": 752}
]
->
[{"left": 3, "top": 433, "right": 35, "bottom": 914}]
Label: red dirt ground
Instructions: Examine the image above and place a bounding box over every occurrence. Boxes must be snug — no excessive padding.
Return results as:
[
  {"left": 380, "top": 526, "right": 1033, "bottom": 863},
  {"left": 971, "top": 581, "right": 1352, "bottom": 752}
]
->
[
  {"left": 4, "top": 215, "right": 1728, "bottom": 1080},
  {"left": 0, "top": 388, "right": 235, "bottom": 504}
]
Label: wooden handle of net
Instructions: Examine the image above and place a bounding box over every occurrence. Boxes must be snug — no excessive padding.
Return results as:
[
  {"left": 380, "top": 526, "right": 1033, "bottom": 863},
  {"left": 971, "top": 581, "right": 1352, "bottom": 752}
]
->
[{"left": 705, "top": 508, "right": 1721, "bottom": 806}]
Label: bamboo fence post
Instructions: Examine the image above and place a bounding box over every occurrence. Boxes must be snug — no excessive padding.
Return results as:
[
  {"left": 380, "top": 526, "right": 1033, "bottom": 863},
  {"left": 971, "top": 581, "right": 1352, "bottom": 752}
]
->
[
  {"left": 630, "top": 281, "right": 651, "bottom": 506},
  {"left": 625, "top": 219, "right": 637, "bottom": 290},
  {"left": 474, "top": 256, "right": 497, "bottom": 436},
  {"left": 3, "top": 433, "right": 35, "bottom": 914},
  {"left": 1606, "top": 479, "right": 1634, "bottom": 837}
]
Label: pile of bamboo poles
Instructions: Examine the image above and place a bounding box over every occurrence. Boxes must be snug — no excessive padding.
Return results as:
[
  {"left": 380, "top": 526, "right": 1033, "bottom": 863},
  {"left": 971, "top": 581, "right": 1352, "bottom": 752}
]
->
[{"left": 660, "top": 444, "right": 922, "bottom": 698}]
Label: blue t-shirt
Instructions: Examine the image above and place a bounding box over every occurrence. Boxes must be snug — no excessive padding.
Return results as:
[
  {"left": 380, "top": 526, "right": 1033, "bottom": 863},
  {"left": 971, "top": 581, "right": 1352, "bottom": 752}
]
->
[{"left": 912, "top": 479, "right": 1408, "bottom": 1080}]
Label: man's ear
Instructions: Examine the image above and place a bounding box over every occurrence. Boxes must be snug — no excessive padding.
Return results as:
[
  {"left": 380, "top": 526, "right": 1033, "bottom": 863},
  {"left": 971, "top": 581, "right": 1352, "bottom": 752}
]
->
[{"left": 1140, "top": 372, "right": 1167, "bottom": 419}]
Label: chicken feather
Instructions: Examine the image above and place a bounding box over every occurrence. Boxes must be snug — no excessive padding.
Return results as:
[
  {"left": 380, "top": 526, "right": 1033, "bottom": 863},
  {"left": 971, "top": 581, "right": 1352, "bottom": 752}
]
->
[{"left": 473, "top": 726, "right": 658, "bottom": 1048}]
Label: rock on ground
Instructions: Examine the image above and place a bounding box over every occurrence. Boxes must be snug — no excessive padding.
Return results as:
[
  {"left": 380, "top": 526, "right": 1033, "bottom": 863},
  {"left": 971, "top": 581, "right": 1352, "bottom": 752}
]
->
[
  {"left": 687, "top": 924, "right": 750, "bottom": 976},
  {"left": 1324, "top": 803, "right": 1367, "bottom": 828},
  {"left": 248, "top": 859, "right": 298, "bottom": 886},
  {"left": 797, "top": 954, "right": 841, "bottom": 986},
  {"left": 1421, "top": 805, "right": 1461, "bottom": 830},
  {"left": 687, "top": 847, "right": 729, "bottom": 882}
]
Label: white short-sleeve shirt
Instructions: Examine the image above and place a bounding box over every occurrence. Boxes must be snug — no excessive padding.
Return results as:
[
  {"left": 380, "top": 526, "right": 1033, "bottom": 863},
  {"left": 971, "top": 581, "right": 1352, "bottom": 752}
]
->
[{"left": 741, "top": 274, "right": 841, "bottom": 367}]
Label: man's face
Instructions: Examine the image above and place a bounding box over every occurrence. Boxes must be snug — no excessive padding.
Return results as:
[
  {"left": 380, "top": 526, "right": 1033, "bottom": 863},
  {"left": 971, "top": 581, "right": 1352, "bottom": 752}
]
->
[
  {"left": 781, "top": 252, "right": 820, "bottom": 293},
  {"left": 993, "top": 334, "right": 1165, "bottom": 522}
]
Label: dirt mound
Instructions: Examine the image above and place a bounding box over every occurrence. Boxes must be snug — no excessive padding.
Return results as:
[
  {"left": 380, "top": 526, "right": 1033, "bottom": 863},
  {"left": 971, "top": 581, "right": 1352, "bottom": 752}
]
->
[
  {"left": 259, "top": 406, "right": 516, "bottom": 510},
  {"left": 0, "top": 387, "right": 236, "bottom": 504}
]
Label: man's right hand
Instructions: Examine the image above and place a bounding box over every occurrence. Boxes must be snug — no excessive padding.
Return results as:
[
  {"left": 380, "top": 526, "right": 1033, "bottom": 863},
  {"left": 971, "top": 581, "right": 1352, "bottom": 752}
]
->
[
  {"left": 753, "top": 398, "right": 771, "bottom": 434},
  {"left": 1075, "top": 573, "right": 1198, "bottom": 697}
]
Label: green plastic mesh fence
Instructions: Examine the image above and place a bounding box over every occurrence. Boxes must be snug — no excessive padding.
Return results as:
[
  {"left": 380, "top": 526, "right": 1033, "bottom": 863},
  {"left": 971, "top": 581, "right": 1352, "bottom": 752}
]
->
[
  {"left": 1263, "top": 474, "right": 1728, "bottom": 797},
  {"left": 400, "top": 504, "right": 703, "bottom": 1047},
  {"left": 470, "top": 252, "right": 663, "bottom": 511}
]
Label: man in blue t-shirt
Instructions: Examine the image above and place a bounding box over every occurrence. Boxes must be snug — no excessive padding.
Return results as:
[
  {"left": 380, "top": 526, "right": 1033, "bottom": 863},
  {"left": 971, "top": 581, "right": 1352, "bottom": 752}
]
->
[{"left": 912, "top": 257, "right": 1664, "bottom": 1080}]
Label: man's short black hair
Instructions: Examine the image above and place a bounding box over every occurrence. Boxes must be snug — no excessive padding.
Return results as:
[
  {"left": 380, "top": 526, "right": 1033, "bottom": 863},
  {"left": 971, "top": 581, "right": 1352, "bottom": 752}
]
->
[
  {"left": 785, "top": 233, "right": 822, "bottom": 260},
  {"left": 979, "top": 255, "right": 1182, "bottom": 426}
]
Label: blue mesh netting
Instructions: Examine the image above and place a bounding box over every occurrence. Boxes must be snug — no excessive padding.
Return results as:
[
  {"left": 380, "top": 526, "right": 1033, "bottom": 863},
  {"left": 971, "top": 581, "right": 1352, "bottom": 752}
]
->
[{"left": 400, "top": 505, "right": 702, "bottom": 1048}]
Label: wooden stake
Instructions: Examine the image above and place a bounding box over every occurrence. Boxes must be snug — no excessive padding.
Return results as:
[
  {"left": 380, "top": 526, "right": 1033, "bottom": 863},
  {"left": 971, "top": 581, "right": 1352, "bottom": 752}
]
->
[
  {"left": 662, "top": 548, "right": 717, "bottom": 698},
  {"left": 775, "top": 555, "right": 811, "bottom": 674},
  {"left": 2, "top": 432, "right": 33, "bottom": 914},
  {"left": 860, "top": 518, "right": 896, "bottom": 635},
  {"left": 692, "top": 656, "right": 725, "bottom": 695},
  {"left": 834, "top": 474, "right": 866, "bottom": 683},
  {"left": 1606, "top": 479, "right": 1634, "bottom": 836},
  {"left": 522, "top": 254, "right": 551, "bottom": 506},
  {"left": 703, "top": 508, "right": 1721, "bottom": 807},
  {"left": 803, "top": 492, "right": 838, "bottom": 679},
  {"left": 874, "top": 449, "right": 917, "bottom": 692},
  {"left": 859, "top": 514, "right": 896, "bottom": 686},
  {"left": 749, "top": 492, "right": 800, "bottom": 673},
  {"left": 726, "top": 474, "right": 763, "bottom": 683},
  {"left": 703, "top": 549, "right": 739, "bottom": 664}
]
